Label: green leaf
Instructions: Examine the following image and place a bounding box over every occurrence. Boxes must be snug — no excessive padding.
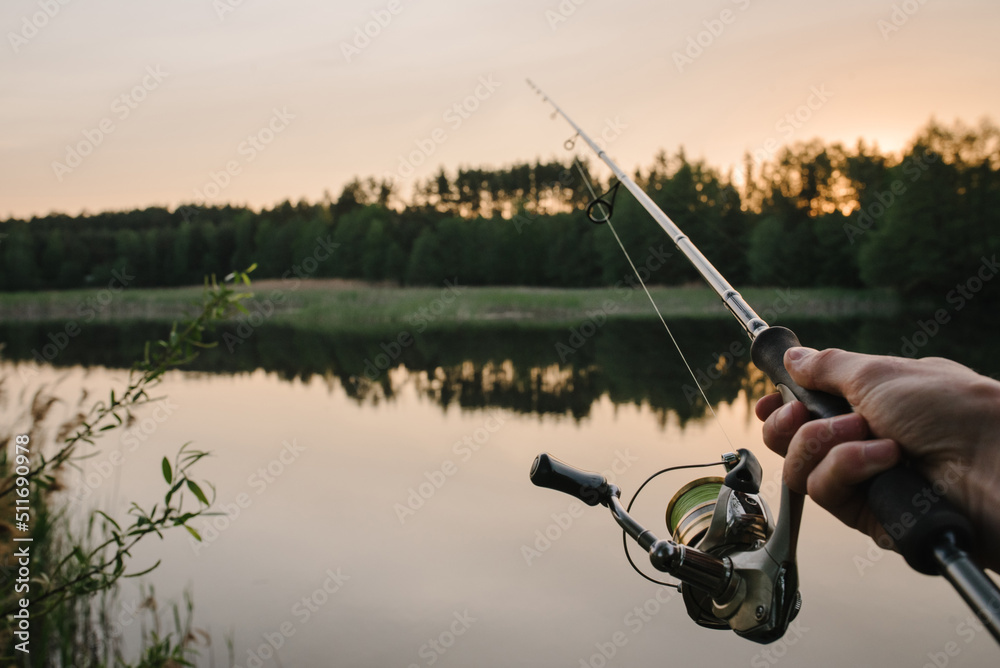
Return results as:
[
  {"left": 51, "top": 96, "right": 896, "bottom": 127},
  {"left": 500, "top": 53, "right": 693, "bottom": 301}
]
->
[
  {"left": 161, "top": 457, "right": 173, "bottom": 484},
  {"left": 125, "top": 559, "right": 161, "bottom": 578},
  {"left": 164, "top": 479, "right": 185, "bottom": 506},
  {"left": 186, "top": 480, "right": 209, "bottom": 506},
  {"left": 184, "top": 525, "right": 202, "bottom": 542},
  {"left": 94, "top": 510, "right": 122, "bottom": 531}
]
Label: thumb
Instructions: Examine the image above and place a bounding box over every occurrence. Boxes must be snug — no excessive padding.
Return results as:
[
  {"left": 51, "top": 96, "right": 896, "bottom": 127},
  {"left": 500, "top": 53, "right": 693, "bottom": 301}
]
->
[
  {"left": 780, "top": 346, "right": 858, "bottom": 418},
  {"left": 784, "top": 346, "right": 818, "bottom": 369},
  {"left": 782, "top": 346, "right": 859, "bottom": 401},
  {"left": 782, "top": 345, "right": 822, "bottom": 393}
]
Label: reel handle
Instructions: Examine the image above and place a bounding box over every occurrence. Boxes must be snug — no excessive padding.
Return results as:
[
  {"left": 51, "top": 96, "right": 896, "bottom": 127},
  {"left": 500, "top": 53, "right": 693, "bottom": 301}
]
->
[
  {"left": 530, "top": 453, "right": 737, "bottom": 597},
  {"left": 530, "top": 453, "right": 611, "bottom": 506},
  {"left": 750, "top": 325, "right": 975, "bottom": 575}
]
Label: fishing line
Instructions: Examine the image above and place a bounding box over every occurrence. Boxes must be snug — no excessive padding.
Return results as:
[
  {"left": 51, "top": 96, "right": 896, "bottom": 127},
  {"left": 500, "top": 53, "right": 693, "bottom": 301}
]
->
[
  {"left": 572, "top": 160, "right": 735, "bottom": 451},
  {"left": 620, "top": 460, "right": 726, "bottom": 588}
]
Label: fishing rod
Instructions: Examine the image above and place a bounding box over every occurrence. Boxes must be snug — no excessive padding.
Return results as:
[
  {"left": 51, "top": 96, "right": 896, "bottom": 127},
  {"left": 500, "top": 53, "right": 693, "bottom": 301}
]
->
[{"left": 525, "top": 80, "right": 1000, "bottom": 644}]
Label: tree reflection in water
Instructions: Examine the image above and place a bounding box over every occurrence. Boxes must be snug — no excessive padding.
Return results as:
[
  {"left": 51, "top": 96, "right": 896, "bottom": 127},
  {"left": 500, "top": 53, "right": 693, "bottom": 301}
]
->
[{"left": 3, "top": 309, "right": 998, "bottom": 427}]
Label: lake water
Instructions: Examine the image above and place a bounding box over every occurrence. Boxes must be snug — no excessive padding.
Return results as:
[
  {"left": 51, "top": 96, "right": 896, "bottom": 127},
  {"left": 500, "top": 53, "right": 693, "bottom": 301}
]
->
[{"left": 5, "top": 314, "right": 999, "bottom": 667}]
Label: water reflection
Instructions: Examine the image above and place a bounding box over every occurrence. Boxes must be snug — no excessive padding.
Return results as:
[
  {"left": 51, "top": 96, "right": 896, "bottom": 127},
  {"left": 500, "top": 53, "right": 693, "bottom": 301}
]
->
[
  {"left": 5, "top": 309, "right": 1000, "bottom": 667},
  {"left": 3, "top": 309, "right": 998, "bottom": 424}
]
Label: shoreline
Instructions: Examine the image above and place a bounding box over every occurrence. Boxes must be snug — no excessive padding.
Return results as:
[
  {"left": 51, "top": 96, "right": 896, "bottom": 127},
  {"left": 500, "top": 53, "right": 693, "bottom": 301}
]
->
[{"left": 0, "top": 281, "right": 902, "bottom": 328}]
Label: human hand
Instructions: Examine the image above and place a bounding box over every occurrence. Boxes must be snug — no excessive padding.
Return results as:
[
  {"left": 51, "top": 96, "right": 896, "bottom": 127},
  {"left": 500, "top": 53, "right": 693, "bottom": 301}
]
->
[{"left": 755, "top": 347, "right": 1000, "bottom": 570}]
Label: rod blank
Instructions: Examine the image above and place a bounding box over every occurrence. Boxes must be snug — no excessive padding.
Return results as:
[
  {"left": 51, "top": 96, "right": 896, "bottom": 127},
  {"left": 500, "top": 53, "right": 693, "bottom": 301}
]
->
[{"left": 528, "top": 80, "right": 768, "bottom": 339}]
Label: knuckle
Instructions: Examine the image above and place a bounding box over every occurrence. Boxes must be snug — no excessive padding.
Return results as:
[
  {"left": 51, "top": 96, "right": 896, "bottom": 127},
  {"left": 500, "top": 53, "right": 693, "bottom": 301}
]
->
[
  {"left": 795, "top": 420, "right": 836, "bottom": 450},
  {"left": 805, "top": 469, "right": 837, "bottom": 506},
  {"left": 824, "top": 441, "right": 855, "bottom": 469},
  {"left": 810, "top": 348, "right": 842, "bottom": 369},
  {"left": 804, "top": 474, "right": 826, "bottom": 503},
  {"left": 843, "top": 354, "right": 900, "bottom": 402}
]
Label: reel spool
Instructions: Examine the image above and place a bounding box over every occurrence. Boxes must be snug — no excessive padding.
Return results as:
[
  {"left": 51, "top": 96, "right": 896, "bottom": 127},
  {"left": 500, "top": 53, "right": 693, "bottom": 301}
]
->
[{"left": 666, "top": 477, "right": 724, "bottom": 547}]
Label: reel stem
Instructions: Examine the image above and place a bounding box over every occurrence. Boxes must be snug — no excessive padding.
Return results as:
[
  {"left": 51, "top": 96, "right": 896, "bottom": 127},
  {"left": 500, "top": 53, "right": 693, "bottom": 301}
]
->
[{"left": 606, "top": 486, "right": 737, "bottom": 599}]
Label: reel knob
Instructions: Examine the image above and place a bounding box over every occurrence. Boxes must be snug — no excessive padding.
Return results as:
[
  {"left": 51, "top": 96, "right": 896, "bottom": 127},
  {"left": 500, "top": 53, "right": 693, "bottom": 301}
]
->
[{"left": 530, "top": 453, "right": 612, "bottom": 506}]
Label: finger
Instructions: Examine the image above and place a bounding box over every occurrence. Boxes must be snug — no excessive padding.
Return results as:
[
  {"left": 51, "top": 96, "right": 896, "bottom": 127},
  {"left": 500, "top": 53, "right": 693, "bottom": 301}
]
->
[
  {"left": 783, "top": 413, "right": 871, "bottom": 493},
  {"left": 783, "top": 347, "right": 906, "bottom": 407},
  {"left": 805, "top": 439, "right": 901, "bottom": 541},
  {"left": 754, "top": 392, "right": 784, "bottom": 422},
  {"left": 761, "top": 400, "right": 810, "bottom": 457}
]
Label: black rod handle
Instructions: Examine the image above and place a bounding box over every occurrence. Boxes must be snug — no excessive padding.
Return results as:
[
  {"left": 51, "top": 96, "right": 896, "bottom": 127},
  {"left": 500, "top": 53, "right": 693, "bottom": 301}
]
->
[
  {"left": 530, "top": 453, "right": 610, "bottom": 506},
  {"left": 750, "top": 326, "right": 851, "bottom": 419},
  {"left": 750, "top": 326, "right": 975, "bottom": 574},
  {"left": 867, "top": 469, "right": 973, "bottom": 574}
]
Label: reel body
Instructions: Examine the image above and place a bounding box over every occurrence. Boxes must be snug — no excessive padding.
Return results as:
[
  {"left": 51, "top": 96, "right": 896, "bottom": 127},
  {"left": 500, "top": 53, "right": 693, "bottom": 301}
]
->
[
  {"left": 666, "top": 474, "right": 772, "bottom": 629},
  {"left": 530, "top": 448, "right": 803, "bottom": 644}
]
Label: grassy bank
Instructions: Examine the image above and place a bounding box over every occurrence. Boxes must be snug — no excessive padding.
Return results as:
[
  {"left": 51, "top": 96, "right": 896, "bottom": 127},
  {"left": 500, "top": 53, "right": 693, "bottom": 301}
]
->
[{"left": 0, "top": 280, "right": 902, "bottom": 331}]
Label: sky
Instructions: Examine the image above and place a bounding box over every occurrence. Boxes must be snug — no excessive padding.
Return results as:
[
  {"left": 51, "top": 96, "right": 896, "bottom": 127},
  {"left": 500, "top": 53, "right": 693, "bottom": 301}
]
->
[{"left": 1, "top": 0, "right": 998, "bottom": 220}]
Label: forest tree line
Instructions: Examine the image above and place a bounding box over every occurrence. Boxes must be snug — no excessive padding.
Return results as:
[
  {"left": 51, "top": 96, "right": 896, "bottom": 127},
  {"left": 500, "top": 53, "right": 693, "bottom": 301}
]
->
[{"left": 1, "top": 119, "right": 998, "bottom": 296}]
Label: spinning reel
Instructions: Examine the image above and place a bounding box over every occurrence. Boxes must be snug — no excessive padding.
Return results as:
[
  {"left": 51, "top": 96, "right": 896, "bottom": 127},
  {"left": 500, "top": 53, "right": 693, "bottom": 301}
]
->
[{"left": 530, "top": 449, "right": 802, "bottom": 644}]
